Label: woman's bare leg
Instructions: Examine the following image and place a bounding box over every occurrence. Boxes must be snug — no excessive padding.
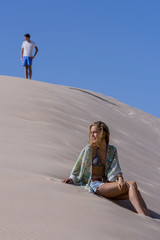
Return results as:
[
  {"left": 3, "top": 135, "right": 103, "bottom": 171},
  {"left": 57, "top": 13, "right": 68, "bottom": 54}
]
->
[
  {"left": 96, "top": 182, "right": 128, "bottom": 198},
  {"left": 113, "top": 193, "right": 129, "bottom": 200},
  {"left": 127, "top": 181, "right": 147, "bottom": 215},
  {"left": 137, "top": 190, "right": 150, "bottom": 216},
  {"left": 96, "top": 181, "right": 149, "bottom": 216}
]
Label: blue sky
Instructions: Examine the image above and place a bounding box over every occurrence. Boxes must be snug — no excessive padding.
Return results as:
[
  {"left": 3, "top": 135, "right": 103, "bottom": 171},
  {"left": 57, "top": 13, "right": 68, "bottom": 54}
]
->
[{"left": 1, "top": 0, "right": 160, "bottom": 118}]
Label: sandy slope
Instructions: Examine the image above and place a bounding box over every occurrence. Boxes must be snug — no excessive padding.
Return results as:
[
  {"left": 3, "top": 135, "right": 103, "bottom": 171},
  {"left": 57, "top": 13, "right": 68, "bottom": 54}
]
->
[{"left": 0, "top": 75, "right": 159, "bottom": 240}]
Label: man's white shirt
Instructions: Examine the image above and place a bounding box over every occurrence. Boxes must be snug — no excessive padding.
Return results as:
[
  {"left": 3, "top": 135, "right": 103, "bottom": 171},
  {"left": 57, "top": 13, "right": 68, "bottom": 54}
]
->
[{"left": 22, "top": 41, "right": 36, "bottom": 57}]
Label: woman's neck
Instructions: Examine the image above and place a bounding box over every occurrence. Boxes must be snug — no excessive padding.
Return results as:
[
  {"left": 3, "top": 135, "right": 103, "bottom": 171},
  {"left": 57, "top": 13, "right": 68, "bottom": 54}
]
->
[{"left": 97, "top": 140, "right": 107, "bottom": 151}]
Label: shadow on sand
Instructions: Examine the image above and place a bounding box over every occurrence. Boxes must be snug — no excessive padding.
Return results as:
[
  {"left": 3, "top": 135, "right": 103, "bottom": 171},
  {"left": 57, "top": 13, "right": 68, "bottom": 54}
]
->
[
  {"left": 111, "top": 199, "right": 160, "bottom": 219},
  {"left": 70, "top": 88, "right": 118, "bottom": 106}
]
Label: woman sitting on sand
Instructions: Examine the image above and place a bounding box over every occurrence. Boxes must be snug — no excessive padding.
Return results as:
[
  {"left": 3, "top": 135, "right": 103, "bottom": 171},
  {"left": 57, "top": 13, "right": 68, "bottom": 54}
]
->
[{"left": 62, "top": 121, "right": 150, "bottom": 216}]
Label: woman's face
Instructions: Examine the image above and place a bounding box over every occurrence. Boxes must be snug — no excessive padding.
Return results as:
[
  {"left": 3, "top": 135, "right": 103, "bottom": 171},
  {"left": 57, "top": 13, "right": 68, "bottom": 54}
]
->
[{"left": 90, "top": 125, "right": 100, "bottom": 144}]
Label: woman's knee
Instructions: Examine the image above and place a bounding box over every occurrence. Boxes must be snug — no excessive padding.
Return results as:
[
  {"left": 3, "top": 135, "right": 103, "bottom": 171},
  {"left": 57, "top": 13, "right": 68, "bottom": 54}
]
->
[{"left": 128, "top": 181, "right": 137, "bottom": 188}]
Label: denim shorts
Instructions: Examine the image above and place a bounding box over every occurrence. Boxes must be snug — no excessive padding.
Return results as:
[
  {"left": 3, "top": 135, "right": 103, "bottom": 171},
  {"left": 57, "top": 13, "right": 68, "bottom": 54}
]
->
[
  {"left": 90, "top": 180, "right": 105, "bottom": 193},
  {"left": 23, "top": 56, "right": 32, "bottom": 66}
]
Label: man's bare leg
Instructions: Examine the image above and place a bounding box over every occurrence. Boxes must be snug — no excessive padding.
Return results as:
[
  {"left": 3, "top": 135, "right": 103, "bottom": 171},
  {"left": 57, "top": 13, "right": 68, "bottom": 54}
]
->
[
  {"left": 24, "top": 66, "right": 29, "bottom": 79},
  {"left": 28, "top": 65, "right": 32, "bottom": 79}
]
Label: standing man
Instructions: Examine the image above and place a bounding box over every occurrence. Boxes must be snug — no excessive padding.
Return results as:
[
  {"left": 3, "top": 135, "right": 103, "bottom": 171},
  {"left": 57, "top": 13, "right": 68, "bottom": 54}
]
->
[{"left": 21, "top": 34, "right": 38, "bottom": 79}]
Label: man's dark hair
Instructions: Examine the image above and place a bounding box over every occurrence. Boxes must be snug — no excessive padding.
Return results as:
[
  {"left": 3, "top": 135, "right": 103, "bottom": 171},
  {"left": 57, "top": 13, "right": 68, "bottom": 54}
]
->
[{"left": 24, "top": 33, "right": 30, "bottom": 38}]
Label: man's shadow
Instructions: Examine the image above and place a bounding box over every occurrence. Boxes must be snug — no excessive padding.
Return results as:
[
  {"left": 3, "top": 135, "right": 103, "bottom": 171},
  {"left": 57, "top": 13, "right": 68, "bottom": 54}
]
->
[{"left": 111, "top": 199, "right": 160, "bottom": 219}]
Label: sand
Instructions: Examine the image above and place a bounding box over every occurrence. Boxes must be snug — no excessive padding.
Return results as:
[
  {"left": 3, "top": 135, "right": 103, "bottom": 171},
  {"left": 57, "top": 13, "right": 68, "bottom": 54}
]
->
[{"left": 0, "top": 75, "right": 159, "bottom": 240}]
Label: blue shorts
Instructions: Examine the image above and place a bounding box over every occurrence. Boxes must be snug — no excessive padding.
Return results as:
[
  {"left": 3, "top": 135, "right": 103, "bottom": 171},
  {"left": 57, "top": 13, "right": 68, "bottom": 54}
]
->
[
  {"left": 23, "top": 57, "right": 32, "bottom": 66},
  {"left": 90, "top": 180, "right": 104, "bottom": 193}
]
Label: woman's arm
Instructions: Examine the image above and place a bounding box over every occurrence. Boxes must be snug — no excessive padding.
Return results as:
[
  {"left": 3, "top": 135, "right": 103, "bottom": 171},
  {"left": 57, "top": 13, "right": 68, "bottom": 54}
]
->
[
  {"left": 61, "top": 178, "right": 73, "bottom": 184},
  {"left": 107, "top": 146, "right": 123, "bottom": 181},
  {"left": 62, "top": 146, "right": 91, "bottom": 185},
  {"left": 107, "top": 146, "right": 128, "bottom": 191},
  {"left": 117, "top": 174, "right": 128, "bottom": 191},
  {"left": 69, "top": 147, "right": 88, "bottom": 184}
]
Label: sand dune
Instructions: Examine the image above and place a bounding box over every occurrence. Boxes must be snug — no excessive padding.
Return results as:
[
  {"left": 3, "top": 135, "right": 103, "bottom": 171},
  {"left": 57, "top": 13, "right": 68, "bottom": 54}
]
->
[{"left": 0, "top": 75, "right": 159, "bottom": 240}]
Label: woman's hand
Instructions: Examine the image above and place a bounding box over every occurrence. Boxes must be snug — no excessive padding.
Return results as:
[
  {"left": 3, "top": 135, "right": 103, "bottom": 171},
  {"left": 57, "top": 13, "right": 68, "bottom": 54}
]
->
[
  {"left": 61, "top": 178, "right": 73, "bottom": 184},
  {"left": 118, "top": 177, "right": 128, "bottom": 191}
]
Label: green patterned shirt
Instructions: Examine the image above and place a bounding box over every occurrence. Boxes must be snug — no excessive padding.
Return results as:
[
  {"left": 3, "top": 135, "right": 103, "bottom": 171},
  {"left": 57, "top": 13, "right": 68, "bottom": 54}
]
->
[{"left": 70, "top": 144, "right": 122, "bottom": 192}]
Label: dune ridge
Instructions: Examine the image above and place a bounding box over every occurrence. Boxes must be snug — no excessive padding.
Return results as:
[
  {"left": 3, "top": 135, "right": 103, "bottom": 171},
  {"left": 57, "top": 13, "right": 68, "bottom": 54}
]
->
[{"left": 0, "top": 75, "right": 160, "bottom": 240}]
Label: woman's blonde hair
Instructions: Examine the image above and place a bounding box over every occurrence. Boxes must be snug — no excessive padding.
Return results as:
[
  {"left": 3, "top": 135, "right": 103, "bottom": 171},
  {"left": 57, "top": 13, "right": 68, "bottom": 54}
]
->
[{"left": 89, "top": 121, "right": 110, "bottom": 145}]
